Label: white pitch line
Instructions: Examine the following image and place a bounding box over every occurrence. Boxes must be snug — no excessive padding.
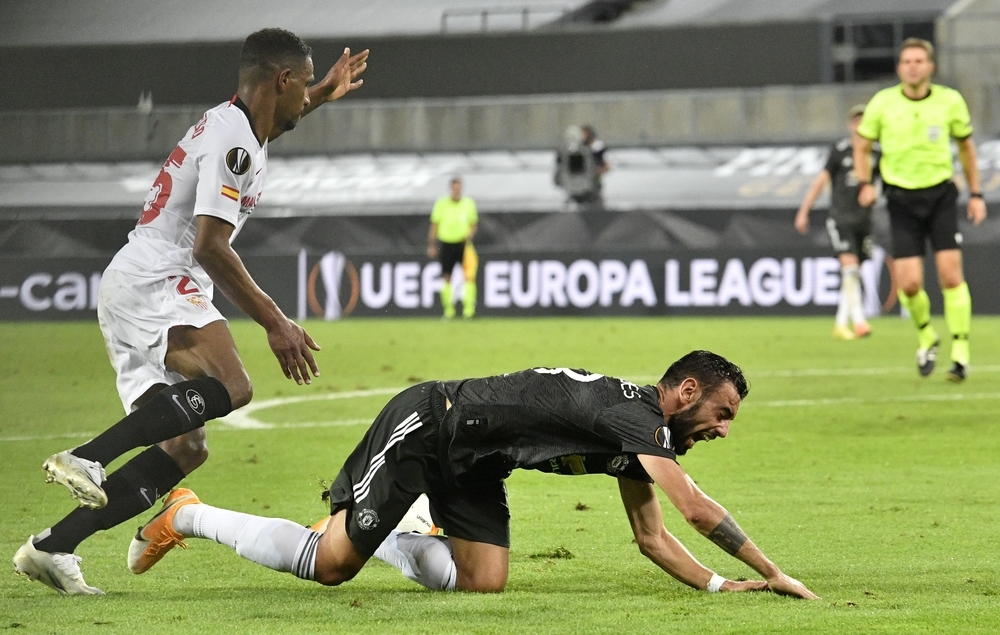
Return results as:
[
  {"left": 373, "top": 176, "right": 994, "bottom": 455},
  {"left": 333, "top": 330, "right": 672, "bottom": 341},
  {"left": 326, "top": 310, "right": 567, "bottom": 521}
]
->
[
  {"left": 5, "top": 387, "right": 1000, "bottom": 443},
  {"left": 630, "top": 364, "right": 1000, "bottom": 383},
  {"left": 216, "top": 387, "right": 402, "bottom": 429},
  {"left": 749, "top": 391, "right": 1000, "bottom": 408}
]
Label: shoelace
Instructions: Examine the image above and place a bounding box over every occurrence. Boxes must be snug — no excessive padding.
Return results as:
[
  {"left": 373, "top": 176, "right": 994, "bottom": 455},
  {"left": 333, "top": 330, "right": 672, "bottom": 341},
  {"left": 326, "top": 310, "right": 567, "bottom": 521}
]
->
[
  {"left": 146, "top": 526, "right": 188, "bottom": 556},
  {"left": 87, "top": 462, "right": 107, "bottom": 485},
  {"left": 51, "top": 553, "right": 86, "bottom": 581}
]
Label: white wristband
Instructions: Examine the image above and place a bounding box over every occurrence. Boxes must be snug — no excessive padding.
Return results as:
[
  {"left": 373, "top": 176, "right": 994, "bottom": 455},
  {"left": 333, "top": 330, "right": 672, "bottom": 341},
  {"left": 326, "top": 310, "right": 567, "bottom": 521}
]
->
[{"left": 707, "top": 573, "right": 726, "bottom": 593}]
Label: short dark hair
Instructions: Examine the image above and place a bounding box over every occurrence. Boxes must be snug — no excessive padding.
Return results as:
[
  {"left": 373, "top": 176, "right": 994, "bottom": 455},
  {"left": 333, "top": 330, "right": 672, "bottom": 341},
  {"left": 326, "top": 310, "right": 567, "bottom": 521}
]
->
[
  {"left": 240, "top": 28, "right": 312, "bottom": 84},
  {"left": 658, "top": 350, "right": 749, "bottom": 400}
]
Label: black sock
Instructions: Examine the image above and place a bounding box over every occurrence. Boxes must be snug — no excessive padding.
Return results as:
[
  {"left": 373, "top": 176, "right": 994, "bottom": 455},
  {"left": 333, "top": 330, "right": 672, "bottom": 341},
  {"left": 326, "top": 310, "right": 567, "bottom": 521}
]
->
[
  {"left": 73, "top": 376, "right": 231, "bottom": 466},
  {"left": 34, "top": 446, "right": 186, "bottom": 554}
]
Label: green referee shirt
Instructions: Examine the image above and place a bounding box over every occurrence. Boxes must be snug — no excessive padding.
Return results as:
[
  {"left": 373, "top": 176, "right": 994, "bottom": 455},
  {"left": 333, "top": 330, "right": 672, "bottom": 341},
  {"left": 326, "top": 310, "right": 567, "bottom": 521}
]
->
[
  {"left": 431, "top": 196, "right": 478, "bottom": 244},
  {"left": 856, "top": 83, "right": 972, "bottom": 190}
]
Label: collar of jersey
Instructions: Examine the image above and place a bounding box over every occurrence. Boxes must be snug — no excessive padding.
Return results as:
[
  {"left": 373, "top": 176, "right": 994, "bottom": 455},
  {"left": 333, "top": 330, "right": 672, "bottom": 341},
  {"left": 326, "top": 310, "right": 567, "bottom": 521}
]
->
[
  {"left": 230, "top": 95, "right": 264, "bottom": 147},
  {"left": 898, "top": 84, "right": 933, "bottom": 102}
]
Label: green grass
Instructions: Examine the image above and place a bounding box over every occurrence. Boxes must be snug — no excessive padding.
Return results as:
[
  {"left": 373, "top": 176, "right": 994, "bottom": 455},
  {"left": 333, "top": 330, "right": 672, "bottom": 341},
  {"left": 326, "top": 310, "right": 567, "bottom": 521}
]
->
[{"left": 2, "top": 316, "right": 999, "bottom": 634}]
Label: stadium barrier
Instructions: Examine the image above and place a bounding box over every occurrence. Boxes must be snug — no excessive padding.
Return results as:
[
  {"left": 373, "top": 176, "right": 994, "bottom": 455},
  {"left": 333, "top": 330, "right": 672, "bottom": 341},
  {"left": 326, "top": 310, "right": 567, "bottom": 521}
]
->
[{"left": 4, "top": 245, "right": 998, "bottom": 321}]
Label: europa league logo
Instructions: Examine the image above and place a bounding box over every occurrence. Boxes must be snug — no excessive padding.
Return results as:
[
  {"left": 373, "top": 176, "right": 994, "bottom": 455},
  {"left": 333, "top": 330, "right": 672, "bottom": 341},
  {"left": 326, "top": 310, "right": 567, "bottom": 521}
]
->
[{"left": 306, "top": 251, "right": 359, "bottom": 319}]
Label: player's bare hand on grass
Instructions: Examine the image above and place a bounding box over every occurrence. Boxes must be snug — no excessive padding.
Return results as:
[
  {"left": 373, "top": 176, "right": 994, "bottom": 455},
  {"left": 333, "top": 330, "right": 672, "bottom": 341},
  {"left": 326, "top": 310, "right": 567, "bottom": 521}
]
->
[
  {"left": 766, "top": 573, "right": 819, "bottom": 599},
  {"left": 721, "top": 579, "right": 769, "bottom": 593},
  {"left": 968, "top": 196, "right": 987, "bottom": 226},
  {"left": 267, "top": 319, "right": 321, "bottom": 385},
  {"left": 316, "top": 48, "right": 369, "bottom": 104}
]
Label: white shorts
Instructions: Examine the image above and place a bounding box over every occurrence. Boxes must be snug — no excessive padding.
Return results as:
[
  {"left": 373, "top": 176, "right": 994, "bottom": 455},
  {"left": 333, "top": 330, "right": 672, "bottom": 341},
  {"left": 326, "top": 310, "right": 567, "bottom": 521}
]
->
[{"left": 98, "top": 269, "right": 226, "bottom": 412}]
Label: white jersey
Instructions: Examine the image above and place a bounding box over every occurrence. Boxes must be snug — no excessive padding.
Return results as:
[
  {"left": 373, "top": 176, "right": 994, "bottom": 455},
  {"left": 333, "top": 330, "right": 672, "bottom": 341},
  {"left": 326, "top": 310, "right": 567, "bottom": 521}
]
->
[{"left": 107, "top": 98, "right": 268, "bottom": 299}]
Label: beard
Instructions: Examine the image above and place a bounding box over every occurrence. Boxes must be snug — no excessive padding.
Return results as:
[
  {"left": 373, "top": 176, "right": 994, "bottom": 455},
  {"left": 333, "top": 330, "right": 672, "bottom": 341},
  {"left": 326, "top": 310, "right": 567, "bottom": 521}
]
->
[{"left": 665, "top": 397, "right": 708, "bottom": 456}]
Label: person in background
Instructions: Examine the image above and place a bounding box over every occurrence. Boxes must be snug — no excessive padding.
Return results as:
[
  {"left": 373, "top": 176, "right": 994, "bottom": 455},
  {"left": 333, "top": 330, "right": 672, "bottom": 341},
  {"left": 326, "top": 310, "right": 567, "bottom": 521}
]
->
[
  {"left": 427, "top": 176, "right": 478, "bottom": 319},
  {"left": 555, "top": 124, "right": 609, "bottom": 210},
  {"left": 795, "top": 104, "right": 879, "bottom": 340},
  {"left": 854, "top": 38, "right": 986, "bottom": 381}
]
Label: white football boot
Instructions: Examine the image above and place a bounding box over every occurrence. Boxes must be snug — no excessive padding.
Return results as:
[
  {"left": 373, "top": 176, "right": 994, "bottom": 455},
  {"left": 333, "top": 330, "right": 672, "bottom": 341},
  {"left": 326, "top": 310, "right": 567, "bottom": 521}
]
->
[
  {"left": 43, "top": 450, "right": 107, "bottom": 509},
  {"left": 13, "top": 536, "right": 104, "bottom": 595}
]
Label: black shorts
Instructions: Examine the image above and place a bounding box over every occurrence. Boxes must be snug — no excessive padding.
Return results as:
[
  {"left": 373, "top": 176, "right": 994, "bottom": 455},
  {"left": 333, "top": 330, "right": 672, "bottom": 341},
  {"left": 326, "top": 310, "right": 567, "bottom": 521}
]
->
[
  {"left": 825, "top": 216, "right": 873, "bottom": 261},
  {"left": 438, "top": 241, "right": 465, "bottom": 277},
  {"left": 884, "top": 180, "right": 961, "bottom": 258},
  {"left": 327, "top": 382, "right": 511, "bottom": 556}
]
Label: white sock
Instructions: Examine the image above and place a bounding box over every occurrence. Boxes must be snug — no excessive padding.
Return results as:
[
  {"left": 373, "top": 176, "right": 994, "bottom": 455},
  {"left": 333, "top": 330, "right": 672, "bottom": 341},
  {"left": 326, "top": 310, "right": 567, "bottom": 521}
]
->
[
  {"left": 842, "top": 265, "right": 866, "bottom": 327},
  {"left": 836, "top": 270, "right": 850, "bottom": 327},
  {"left": 374, "top": 530, "right": 457, "bottom": 591},
  {"left": 173, "top": 504, "right": 320, "bottom": 580}
]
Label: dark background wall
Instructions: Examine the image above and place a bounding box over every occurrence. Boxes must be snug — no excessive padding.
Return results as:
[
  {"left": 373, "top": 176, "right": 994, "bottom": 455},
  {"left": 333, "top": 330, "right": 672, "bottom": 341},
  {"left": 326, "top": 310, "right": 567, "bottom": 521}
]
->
[{"left": 2, "top": 22, "right": 822, "bottom": 110}]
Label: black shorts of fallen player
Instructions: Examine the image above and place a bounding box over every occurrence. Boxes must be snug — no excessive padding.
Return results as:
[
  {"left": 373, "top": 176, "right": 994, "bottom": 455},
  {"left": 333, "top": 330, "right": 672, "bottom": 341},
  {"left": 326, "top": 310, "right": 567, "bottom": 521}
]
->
[
  {"left": 884, "top": 180, "right": 961, "bottom": 258},
  {"left": 327, "top": 382, "right": 511, "bottom": 556}
]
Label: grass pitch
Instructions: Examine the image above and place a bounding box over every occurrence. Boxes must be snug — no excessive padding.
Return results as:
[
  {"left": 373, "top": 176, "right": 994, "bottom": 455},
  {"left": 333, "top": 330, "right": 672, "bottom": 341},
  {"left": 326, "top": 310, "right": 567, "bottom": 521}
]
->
[{"left": 1, "top": 316, "right": 999, "bottom": 634}]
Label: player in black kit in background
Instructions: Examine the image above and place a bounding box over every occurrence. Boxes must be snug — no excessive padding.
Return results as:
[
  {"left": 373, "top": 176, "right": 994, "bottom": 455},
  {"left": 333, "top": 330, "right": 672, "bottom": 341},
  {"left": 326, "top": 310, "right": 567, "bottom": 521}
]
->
[
  {"left": 796, "top": 104, "right": 880, "bottom": 340},
  {"left": 127, "top": 351, "right": 819, "bottom": 599}
]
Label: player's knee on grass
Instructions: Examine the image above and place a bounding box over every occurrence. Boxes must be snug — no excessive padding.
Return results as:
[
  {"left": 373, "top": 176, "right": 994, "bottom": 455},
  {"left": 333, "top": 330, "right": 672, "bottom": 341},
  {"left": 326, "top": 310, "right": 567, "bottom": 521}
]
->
[
  {"left": 313, "top": 560, "right": 362, "bottom": 587},
  {"left": 158, "top": 428, "right": 209, "bottom": 475},
  {"left": 456, "top": 565, "right": 507, "bottom": 593}
]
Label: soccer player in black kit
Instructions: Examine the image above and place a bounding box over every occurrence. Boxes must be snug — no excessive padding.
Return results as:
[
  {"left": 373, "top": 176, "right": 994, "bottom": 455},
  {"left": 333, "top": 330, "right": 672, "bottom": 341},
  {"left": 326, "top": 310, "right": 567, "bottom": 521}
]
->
[
  {"left": 127, "top": 351, "right": 818, "bottom": 599},
  {"left": 796, "top": 104, "right": 880, "bottom": 340}
]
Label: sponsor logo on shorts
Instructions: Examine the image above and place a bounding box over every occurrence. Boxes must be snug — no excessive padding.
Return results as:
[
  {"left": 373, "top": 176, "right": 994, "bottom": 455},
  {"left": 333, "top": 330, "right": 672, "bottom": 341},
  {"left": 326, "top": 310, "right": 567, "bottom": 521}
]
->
[
  {"left": 187, "top": 296, "right": 210, "bottom": 310},
  {"left": 357, "top": 508, "right": 380, "bottom": 530},
  {"left": 186, "top": 389, "right": 206, "bottom": 415},
  {"left": 607, "top": 454, "right": 630, "bottom": 474},
  {"left": 226, "top": 147, "right": 251, "bottom": 175}
]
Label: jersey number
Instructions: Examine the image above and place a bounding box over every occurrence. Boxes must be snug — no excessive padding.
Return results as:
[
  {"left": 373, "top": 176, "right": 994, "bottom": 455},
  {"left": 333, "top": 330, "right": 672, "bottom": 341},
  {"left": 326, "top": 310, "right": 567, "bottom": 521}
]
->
[
  {"left": 533, "top": 367, "right": 604, "bottom": 382},
  {"left": 138, "top": 146, "right": 187, "bottom": 226}
]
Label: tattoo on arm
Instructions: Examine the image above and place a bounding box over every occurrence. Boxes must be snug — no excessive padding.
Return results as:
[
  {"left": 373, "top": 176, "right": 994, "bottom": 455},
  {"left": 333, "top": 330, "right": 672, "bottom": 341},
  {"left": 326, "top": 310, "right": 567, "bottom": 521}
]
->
[{"left": 706, "top": 514, "right": 748, "bottom": 556}]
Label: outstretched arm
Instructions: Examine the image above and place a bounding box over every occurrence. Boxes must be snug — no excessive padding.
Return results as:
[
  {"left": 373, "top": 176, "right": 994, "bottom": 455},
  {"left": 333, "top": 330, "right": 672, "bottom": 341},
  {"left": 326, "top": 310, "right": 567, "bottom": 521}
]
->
[
  {"left": 637, "top": 454, "right": 818, "bottom": 599},
  {"left": 618, "top": 476, "right": 767, "bottom": 593},
  {"left": 193, "top": 215, "right": 320, "bottom": 384}
]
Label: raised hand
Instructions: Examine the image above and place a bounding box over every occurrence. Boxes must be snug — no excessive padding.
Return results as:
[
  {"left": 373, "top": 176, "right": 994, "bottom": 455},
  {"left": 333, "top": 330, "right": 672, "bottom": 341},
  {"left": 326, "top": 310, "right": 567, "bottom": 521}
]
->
[{"left": 316, "top": 48, "right": 369, "bottom": 105}]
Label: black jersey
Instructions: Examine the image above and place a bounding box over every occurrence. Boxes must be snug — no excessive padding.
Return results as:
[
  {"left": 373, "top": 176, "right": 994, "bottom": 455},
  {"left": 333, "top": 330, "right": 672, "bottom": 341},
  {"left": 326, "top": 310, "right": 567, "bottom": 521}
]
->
[
  {"left": 437, "top": 368, "right": 674, "bottom": 485},
  {"left": 826, "top": 138, "right": 880, "bottom": 224}
]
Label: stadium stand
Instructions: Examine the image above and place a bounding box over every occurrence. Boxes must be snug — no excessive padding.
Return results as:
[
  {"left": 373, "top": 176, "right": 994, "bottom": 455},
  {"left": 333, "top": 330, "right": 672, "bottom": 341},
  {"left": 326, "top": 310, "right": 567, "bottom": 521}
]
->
[{"left": 3, "top": 0, "right": 1000, "bottom": 321}]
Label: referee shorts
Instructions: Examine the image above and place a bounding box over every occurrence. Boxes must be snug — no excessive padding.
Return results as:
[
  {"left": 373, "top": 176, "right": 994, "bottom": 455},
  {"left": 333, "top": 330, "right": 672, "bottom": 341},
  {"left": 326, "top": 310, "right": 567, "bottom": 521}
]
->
[
  {"left": 438, "top": 241, "right": 466, "bottom": 278},
  {"left": 327, "top": 382, "right": 511, "bottom": 556},
  {"left": 884, "top": 180, "right": 962, "bottom": 258}
]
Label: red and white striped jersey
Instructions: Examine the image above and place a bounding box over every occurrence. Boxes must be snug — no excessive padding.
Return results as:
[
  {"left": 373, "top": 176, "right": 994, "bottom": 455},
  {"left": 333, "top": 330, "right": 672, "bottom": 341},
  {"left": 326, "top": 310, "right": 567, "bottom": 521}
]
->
[{"left": 107, "top": 98, "right": 268, "bottom": 299}]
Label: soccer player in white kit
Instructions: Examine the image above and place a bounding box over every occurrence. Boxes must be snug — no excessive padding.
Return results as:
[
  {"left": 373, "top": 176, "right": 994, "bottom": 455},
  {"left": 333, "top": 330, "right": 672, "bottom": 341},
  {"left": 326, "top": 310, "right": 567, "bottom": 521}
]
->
[{"left": 13, "top": 28, "right": 368, "bottom": 595}]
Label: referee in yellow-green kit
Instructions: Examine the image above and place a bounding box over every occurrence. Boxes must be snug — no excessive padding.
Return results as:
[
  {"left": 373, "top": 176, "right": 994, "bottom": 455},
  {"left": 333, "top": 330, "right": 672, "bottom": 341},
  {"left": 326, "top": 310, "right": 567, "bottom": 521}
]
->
[
  {"left": 427, "top": 175, "right": 478, "bottom": 319},
  {"left": 854, "top": 37, "right": 987, "bottom": 382}
]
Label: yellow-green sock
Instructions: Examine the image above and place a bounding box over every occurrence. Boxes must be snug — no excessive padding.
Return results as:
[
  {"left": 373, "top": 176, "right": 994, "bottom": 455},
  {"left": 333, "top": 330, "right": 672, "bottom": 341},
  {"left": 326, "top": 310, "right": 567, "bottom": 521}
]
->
[
  {"left": 441, "top": 282, "right": 455, "bottom": 318},
  {"left": 463, "top": 282, "right": 477, "bottom": 317},
  {"left": 943, "top": 282, "right": 971, "bottom": 365},
  {"left": 898, "top": 288, "right": 937, "bottom": 350}
]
